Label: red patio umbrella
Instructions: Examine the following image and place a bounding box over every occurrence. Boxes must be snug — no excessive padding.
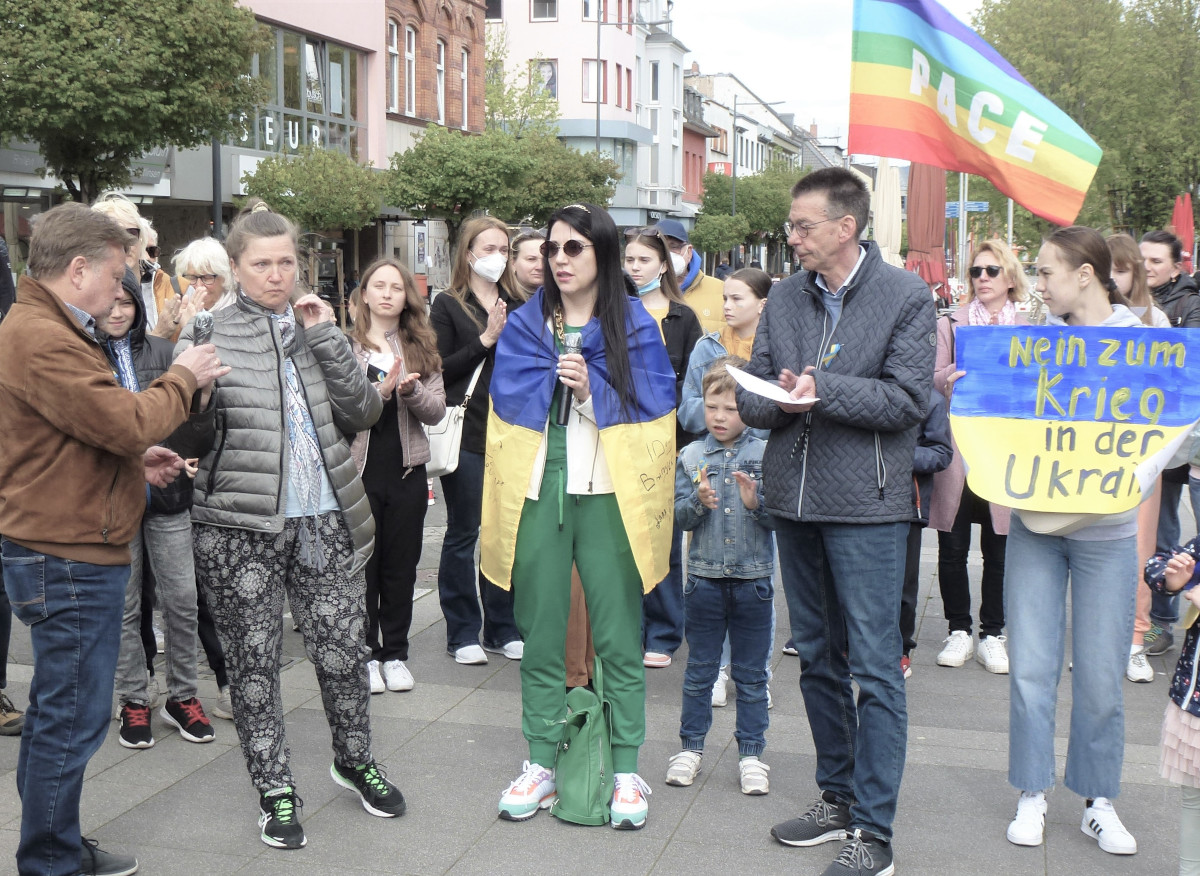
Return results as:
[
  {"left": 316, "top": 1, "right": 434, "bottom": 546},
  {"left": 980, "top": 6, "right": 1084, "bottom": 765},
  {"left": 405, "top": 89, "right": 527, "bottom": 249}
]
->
[
  {"left": 1171, "top": 194, "right": 1195, "bottom": 274},
  {"left": 904, "top": 163, "right": 949, "bottom": 305}
]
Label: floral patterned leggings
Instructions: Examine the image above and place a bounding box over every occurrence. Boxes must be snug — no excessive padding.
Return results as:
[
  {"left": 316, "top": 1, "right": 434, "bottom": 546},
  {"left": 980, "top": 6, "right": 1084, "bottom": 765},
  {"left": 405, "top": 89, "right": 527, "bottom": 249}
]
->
[{"left": 193, "top": 513, "right": 373, "bottom": 793}]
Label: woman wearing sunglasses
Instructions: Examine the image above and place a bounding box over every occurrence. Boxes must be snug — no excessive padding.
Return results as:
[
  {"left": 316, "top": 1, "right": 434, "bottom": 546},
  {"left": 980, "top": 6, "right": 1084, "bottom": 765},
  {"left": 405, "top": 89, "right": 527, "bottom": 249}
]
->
[
  {"left": 929, "top": 240, "right": 1033, "bottom": 676},
  {"left": 483, "top": 204, "right": 676, "bottom": 829}
]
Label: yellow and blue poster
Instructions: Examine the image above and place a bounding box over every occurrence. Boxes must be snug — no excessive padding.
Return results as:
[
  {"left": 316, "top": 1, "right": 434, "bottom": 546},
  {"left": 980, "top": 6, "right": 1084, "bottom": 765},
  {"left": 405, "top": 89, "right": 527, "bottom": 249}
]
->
[{"left": 950, "top": 326, "right": 1200, "bottom": 513}]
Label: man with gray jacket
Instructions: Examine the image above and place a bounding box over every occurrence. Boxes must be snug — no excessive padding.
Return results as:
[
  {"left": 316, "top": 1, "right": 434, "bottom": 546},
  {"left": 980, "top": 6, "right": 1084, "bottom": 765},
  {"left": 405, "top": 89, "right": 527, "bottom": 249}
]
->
[{"left": 738, "top": 168, "right": 935, "bottom": 876}]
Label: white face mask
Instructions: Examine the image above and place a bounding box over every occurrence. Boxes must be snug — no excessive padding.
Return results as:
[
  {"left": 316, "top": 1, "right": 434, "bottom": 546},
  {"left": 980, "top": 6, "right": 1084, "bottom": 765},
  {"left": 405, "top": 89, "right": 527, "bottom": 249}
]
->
[
  {"left": 670, "top": 252, "right": 688, "bottom": 277},
  {"left": 471, "top": 252, "right": 508, "bottom": 284}
]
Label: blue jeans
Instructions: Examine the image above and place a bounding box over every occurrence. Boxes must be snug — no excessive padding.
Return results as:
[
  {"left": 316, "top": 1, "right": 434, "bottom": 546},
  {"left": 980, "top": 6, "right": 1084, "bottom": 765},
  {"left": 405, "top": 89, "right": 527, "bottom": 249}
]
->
[
  {"left": 437, "top": 449, "right": 520, "bottom": 651},
  {"left": 1004, "top": 516, "right": 1136, "bottom": 798},
  {"left": 2, "top": 539, "right": 127, "bottom": 876},
  {"left": 642, "top": 522, "right": 684, "bottom": 655},
  {"left": 775, "top": 519, "right": 908, "bottom": 839},
  {"left": 680, "top": 575, "right": 773, "bottom": 757}
]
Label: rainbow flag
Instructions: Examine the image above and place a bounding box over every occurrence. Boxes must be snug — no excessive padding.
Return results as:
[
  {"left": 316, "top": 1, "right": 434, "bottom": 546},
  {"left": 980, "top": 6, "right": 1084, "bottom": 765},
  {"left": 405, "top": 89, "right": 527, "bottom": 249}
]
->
[
  {"left": 480, "top": 291, "right": 678, "bottom": 594},
  {"left": 850, "top": 0, "right": 1101, "bottom": 226}
]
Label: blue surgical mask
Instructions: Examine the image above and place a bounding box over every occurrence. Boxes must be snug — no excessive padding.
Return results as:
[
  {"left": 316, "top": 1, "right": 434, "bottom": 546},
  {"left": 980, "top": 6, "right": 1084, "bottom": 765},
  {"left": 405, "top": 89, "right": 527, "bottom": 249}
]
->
[{"left": 637, "top": 275, "right": 662, "bottom": 296}]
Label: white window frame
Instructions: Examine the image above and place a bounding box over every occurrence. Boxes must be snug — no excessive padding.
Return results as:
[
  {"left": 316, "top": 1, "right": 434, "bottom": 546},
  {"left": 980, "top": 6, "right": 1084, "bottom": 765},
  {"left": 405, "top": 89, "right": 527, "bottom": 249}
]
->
[
  {"left": 436, "top": 40, "right": 446, "bottom": 125},
  {"left": 387, "top": 21, "right": 400, "bottom": 113},
  {"left": 461, "top": 48, "right": 469, "bottom": 129},
  {"left": 404, "top": 26, "right": 416, "bottom": 116}
]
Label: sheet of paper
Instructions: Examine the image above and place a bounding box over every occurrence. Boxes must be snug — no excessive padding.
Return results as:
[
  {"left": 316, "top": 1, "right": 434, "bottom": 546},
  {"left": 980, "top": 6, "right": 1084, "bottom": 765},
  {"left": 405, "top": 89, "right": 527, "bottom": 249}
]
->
[{"left": 726, "top": 364, "right": 818, "bottom": 404}]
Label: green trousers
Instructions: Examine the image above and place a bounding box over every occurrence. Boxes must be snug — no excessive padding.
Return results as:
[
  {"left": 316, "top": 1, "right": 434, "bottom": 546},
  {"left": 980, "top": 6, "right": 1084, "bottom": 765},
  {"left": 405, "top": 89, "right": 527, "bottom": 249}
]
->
[{"left": 511, "top": 459, "right": 645, "bottom": 773}]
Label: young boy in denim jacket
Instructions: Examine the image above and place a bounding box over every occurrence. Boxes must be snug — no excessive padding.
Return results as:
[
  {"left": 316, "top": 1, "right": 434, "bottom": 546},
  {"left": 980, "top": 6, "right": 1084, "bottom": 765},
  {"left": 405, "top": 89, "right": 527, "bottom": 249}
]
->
[{"left": 665, "top": 357, "right": 776, "bottom": 795}]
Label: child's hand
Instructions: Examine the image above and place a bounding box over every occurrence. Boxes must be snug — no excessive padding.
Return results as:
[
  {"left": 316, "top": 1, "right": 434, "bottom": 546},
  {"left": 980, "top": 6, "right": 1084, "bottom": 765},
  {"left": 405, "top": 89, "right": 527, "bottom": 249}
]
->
[
  {"left": 1164, "top": 551, "right": 1196, "bottom": 592},
  {"left": 733, "top": 470, "right": 759, "bottom": 510},
  {"left": 697, "top": 468, "right": 718, "bottom": 510}
]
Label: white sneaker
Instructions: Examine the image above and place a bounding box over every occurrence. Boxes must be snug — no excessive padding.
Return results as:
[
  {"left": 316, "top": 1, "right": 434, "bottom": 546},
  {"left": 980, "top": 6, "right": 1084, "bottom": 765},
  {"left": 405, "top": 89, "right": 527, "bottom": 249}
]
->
[
  {"left": 936, "top": 630, "right": 974, "bottom": 667},
  {"left": 1006, "top": 791, "right": 1047, "bottom": 846},
  {"left": 453, "top": 644, "right": 488, "bottom": 665},
  {"left": 212, "top": 685, "right": 233, "bottom": 720},
  {"left": 739, "top": 756, "right": 770, "bottom": 795},
  {"left": 483, "top": 640, "right": 524, "bottom": 660},
  {"left": 382, "top": 660, "right": 414, "bottom": 692},
  {"left": 498, "top": 761, "right": 556, "bottom": 821},
  {"left": 1126, "top": 644, "right": 1153, "bottom": 683},
  {"left": 610, "top": 772, "right": 651, "bottom": 829},
  {"left": 711, "top": 668, "right": 729, "bottom": 708},
  {"left": 976, "top": 635, "right": 1009, "bottom": 674},
  {"left": 367, "top": 660, "right": 385, "bottom": 694},
  {"left": 1082, "top": 797, "right": 1137, "bottom": 854},
  {"left": 665, "top": 750, "right": 702, "bottom": 786}
]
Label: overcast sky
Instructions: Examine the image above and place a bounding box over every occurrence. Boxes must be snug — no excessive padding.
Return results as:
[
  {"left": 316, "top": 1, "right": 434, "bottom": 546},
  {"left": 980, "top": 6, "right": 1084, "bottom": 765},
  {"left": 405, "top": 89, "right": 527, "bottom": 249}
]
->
[{"left": 672, "top": 0, "right": 981, "bottom": 151}]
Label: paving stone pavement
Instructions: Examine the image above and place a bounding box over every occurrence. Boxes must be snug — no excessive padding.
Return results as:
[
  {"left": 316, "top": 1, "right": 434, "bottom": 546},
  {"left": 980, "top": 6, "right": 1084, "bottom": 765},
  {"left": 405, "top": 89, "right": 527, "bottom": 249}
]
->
[{"left": 0, "top": 490, "right": 1183, "bottom": 875}]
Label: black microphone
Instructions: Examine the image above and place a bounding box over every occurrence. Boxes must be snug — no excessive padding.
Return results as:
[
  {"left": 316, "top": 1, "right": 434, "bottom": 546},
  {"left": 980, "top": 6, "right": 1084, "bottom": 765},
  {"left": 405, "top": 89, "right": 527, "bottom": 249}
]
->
[{"left": 556, "top": 331, "right": 583, "bottom": 426}]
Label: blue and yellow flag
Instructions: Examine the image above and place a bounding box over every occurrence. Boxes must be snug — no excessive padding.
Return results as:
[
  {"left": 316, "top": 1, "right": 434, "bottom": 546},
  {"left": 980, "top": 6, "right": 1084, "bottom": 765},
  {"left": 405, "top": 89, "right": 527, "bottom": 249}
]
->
[
  {"left": 480, "top": 291, "right": 677, "bottom": 593},
  {"left": 951, "top": 326, "right": 1200, "bottom": 514}
]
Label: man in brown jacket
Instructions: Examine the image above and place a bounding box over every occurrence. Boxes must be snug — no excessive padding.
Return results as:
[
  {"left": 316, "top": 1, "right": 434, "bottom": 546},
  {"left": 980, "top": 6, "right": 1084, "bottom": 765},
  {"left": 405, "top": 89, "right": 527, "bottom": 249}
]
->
[{"left": 0, "top": 203, "right": 225, "bottom": 876}]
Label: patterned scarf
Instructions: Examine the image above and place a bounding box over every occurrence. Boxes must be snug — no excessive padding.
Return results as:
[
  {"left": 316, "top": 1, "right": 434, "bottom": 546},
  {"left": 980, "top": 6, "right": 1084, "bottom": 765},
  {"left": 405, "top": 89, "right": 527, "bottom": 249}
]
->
[
  {"left": 110, "top": 337, "right": 140, "bottom": 391},
  {"left": 272, "top": 307, "right": 328, "bottom": 570},
  {"left": 968, "top": 297, "right": 1016, "bottom": 326}
]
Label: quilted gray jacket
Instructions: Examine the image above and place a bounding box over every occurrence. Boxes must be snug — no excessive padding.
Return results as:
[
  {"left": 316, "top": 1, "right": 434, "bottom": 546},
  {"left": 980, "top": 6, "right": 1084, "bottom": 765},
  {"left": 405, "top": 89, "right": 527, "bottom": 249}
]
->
[
  {"left": 176, "top": 295, "right": 383, "bottom": 574},
  {"left": 738, "top": 242, "right": 935, "bottom": 523}
]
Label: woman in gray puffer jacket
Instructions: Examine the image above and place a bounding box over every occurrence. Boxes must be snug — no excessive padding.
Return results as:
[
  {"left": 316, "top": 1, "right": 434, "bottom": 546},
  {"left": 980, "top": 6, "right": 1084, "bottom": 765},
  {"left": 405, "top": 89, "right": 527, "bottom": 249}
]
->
[{"left": 176, "top": 205, "right": 405, "bottom": 851}]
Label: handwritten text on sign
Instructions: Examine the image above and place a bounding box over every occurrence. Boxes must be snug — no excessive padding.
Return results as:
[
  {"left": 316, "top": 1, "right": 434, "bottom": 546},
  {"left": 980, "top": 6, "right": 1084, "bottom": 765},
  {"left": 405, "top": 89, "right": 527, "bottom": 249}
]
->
[{"left": 949, "top": 327, "right": 1200, "bottom": 513}]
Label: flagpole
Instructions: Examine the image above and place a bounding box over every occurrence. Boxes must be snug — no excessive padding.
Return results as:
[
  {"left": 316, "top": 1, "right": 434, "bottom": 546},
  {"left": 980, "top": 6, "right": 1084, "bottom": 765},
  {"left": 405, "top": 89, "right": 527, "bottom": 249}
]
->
[
  {"left": 1007, "top": 199, "right": 1014, "bottom": 248},
  {"left": 959, "top": 173, "right": 968, "bottom": 297}
]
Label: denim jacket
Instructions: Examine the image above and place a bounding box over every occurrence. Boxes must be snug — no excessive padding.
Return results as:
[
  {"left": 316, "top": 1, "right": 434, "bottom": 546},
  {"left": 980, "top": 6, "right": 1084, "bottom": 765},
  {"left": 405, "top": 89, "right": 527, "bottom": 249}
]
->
[{"left": 675, "top": 430, "right": 775, "bottom": 579}]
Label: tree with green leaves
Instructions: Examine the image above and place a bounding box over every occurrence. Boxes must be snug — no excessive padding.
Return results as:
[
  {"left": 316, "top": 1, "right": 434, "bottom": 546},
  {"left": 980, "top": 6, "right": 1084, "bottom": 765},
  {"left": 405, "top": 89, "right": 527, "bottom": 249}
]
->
[
  {"left": 0, "top": 0, "right": 268, "bottom": 203},
  {"left": 974, "top": 0, "right": 1200, "bottom": 234},
  {"left": 484, "top": 26, "right": 559, "bottom": 139},
  {"left": 241, "top": 146, "right": 384, "bottom": 233},
  {"left": 386, "top": 127, "right": 532, "bottom": 245},
  {"left": 506, "top": 136, "right": 619, "bottom": 227},
  {"left": 690, "top": 213, "right": 750, "bottom": 256},
  {"left": 694, "top": 163, "right": 801, "bottom": 259}
]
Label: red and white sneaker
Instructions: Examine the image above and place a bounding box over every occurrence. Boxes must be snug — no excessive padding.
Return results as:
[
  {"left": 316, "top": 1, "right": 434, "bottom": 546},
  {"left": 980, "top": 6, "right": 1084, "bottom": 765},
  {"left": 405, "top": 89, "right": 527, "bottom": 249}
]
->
[
  {"left": 498, "top": 761, "right": 556, "bottom": 821},
  {"left": 610, "top": 772, "right": 651, "bottom": 830}
]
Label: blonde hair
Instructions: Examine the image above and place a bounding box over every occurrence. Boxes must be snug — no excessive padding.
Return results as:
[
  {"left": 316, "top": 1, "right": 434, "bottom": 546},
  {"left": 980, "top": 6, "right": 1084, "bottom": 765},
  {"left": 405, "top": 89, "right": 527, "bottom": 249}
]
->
[
  {"left": 1106, "top": 233, "right": 1155, "bottom": 326},
  {"left": 967, "top": 240, "right": 1027, "bottom": 304},
  {"left": 446, "top": 216, "right": 512, "bottom": 330},
  {"left": 91, "top": 193, "right": 145, "bottom": 255}
]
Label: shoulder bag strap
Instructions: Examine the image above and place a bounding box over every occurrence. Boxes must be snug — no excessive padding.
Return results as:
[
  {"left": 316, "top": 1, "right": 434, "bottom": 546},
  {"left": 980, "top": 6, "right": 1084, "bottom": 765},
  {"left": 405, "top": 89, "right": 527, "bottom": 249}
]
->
[{"left": 462, "top": 359, "right": 486, "bottom": 404}]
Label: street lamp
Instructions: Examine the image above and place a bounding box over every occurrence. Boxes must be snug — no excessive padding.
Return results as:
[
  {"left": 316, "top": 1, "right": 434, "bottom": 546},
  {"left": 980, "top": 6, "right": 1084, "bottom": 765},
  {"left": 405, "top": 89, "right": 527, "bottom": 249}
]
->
[{"left": 731, "top": 94, "right": 785, "bottom": 216}]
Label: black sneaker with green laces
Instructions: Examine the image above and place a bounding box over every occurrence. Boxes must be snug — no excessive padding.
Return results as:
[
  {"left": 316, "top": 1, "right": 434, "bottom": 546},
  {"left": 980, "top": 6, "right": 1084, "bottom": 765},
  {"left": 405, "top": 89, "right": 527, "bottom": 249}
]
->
[
  {"left": 331, "top": 760, "right": 407, "bottom": 817},
  {"left": 259, "top": 787, "right": 306, "bottom": 849}
]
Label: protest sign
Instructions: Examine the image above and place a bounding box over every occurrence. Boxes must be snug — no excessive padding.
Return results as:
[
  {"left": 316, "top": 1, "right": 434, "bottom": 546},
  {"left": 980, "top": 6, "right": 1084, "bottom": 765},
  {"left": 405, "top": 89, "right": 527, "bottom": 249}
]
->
[{"left": 950, "top": 326, "right": 1200, "bottom": 513}]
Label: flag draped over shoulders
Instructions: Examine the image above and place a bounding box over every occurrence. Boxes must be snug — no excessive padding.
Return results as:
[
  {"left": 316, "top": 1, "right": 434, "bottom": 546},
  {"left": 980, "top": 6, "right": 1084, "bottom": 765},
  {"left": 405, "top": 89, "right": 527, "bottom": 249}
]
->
[{"left": 481, "top": 289, "right": 677, "bottom": 592}]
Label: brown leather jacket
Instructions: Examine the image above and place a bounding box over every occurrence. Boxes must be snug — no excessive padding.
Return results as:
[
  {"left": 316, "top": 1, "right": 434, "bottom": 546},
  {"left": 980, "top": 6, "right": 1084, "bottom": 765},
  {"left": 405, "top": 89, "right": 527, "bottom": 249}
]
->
[{"left": 0, "top": 275, "right": 196, "bottom": 564}]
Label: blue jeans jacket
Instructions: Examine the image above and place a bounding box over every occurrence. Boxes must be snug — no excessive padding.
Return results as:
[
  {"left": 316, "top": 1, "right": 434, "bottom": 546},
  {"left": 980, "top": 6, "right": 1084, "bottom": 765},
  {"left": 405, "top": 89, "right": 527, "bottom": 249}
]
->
[{"left": 675, "top": 431, "right": 775, "bottom": 578}]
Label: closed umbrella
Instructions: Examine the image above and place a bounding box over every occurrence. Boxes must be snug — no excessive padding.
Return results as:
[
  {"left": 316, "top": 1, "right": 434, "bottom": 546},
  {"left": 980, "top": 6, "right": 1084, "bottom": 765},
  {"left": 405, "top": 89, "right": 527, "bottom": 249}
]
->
[
  {"left": 1170, "top": 195, "right": 1194, "bottom": 274},
  {"left": 904, "top": 162, "right": 948, "bottom": 304},
  {"left": 873, "top": 158, "right": 904, "bottom": 267}
]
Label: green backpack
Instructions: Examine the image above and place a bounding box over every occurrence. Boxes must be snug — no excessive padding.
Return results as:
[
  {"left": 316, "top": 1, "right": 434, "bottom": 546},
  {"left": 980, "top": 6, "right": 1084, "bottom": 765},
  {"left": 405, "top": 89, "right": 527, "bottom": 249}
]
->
[{"left": 549, "top": 657, "right": 613, "bottom": 826}]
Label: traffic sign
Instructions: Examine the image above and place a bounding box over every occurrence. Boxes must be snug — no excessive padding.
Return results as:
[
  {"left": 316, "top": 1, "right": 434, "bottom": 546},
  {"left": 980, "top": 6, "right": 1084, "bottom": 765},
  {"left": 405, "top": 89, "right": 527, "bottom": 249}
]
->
[{"left": 945, "top": 201, "right": 990, "bottom": 218}]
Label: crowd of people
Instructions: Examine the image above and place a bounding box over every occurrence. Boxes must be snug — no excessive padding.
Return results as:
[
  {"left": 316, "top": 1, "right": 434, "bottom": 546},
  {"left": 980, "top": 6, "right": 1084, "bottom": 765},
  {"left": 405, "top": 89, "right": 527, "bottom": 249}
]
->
[{"left": 1, "top": 172, "right": 1200, "bottom": 876}]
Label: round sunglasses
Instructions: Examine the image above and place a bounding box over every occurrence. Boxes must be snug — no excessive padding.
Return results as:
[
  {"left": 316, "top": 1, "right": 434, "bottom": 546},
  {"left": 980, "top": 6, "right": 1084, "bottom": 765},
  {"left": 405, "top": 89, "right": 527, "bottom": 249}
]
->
[{"left": 540, "top": 240, "right": 594, "bottom": 258}]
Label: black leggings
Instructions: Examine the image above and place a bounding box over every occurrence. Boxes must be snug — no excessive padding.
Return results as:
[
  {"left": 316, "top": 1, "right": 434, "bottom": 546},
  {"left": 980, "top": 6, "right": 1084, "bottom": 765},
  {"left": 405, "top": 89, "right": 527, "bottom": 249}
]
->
[{"left": 936, "top": 483, "right": 1006, "bottom": 638}]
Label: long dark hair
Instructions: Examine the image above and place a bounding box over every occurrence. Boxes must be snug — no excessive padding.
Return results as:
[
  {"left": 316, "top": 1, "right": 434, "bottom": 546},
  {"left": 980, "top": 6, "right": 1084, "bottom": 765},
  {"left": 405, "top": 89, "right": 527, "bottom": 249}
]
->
[
  {"left": 349, "top": 258, "right": 442, "bottom": 376},
  {"left": 541, "top": 203, "right": 635, "bottom": 415}
]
